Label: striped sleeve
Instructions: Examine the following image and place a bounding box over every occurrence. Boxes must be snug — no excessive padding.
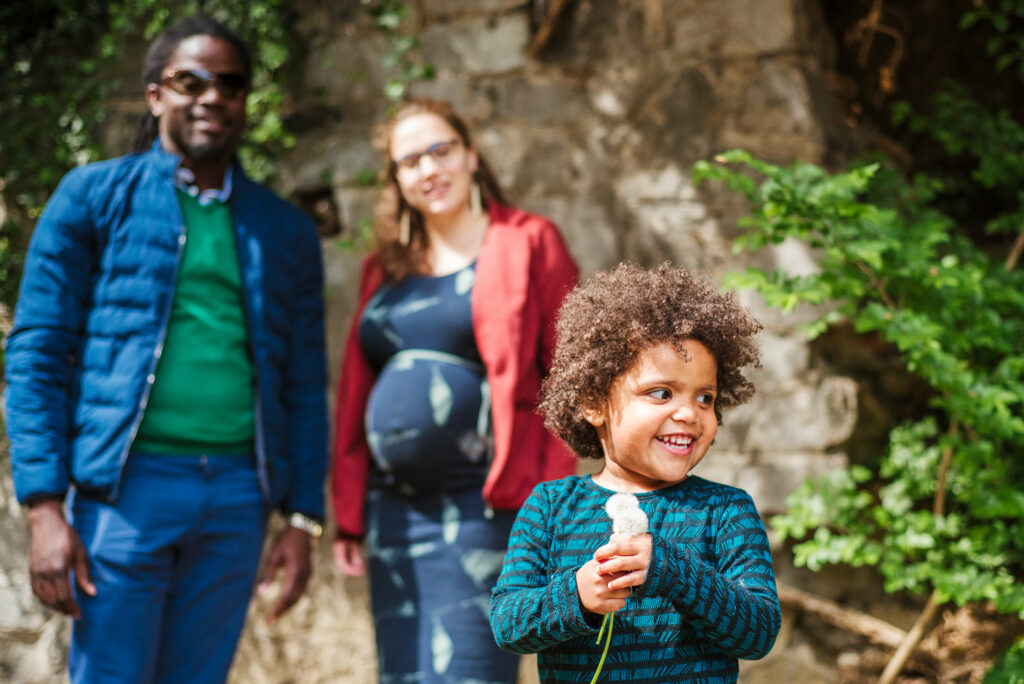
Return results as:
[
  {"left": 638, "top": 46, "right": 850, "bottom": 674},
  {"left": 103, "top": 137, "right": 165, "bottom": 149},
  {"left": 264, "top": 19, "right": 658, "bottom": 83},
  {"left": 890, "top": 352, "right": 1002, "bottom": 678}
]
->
[
  {"left": 638, "top": 491, "right": 781, "bottom": 659},
  {"left": 489, "top": 484, "right": 599, "bottom": 654}
]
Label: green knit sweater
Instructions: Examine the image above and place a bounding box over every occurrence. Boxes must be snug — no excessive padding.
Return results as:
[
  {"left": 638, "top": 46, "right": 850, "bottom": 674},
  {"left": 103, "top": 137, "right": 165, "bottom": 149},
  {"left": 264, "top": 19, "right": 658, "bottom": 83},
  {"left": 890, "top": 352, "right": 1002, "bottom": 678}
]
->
[{"left": 133, "top": 190, "right": 255, "bottom": 454}]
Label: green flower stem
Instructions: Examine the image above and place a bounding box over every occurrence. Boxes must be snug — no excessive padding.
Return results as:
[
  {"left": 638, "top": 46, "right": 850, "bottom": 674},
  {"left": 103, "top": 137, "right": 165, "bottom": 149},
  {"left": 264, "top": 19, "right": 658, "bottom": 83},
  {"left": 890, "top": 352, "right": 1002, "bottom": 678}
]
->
[
  {"left": 589, "top": 612, "right": 615, "bottom": 684},
  {"left": 595, "top": 612, "right": 610, "bottom": 644}
]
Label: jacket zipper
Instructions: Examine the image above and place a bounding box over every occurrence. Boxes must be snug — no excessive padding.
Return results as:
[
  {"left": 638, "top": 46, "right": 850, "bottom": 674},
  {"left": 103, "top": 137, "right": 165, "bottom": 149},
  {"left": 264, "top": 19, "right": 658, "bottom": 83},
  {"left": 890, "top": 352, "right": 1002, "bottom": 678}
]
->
[{"left": 111, "top": 227, "right": 187, "bottom": 500}]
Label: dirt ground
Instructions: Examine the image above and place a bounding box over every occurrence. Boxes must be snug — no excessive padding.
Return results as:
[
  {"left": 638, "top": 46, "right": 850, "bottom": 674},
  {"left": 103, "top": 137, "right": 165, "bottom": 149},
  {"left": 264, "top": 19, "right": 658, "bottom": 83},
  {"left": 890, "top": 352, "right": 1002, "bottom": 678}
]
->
[{"left": 229, "top": 521, "right": 540, "bottom": 684}]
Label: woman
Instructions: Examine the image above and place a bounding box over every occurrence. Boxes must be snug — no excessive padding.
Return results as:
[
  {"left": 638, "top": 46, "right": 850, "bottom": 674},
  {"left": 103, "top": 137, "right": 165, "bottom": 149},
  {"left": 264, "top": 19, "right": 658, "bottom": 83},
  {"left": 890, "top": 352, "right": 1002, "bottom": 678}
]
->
[{"left": 331, "top": 98, "right": 578, "bottom": 682}]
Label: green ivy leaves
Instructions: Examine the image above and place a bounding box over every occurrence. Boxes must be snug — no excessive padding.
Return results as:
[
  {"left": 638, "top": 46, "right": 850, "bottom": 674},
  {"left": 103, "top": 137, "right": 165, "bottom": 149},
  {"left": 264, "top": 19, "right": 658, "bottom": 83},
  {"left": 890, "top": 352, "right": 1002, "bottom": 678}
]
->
[
  {"left": 0, "top": 0, "right": 298, "bottom": 311},
  {"left": 362, "top": 0, "right": 435, "bottom": 102},
  {"left": 697, "top": 146, "right": 1024, "bottom": 617}
]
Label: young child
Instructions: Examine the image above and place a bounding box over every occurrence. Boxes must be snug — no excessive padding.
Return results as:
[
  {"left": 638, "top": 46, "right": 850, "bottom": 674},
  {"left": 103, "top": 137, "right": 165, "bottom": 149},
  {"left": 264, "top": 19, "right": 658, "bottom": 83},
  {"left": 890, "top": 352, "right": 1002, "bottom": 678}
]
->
[{"left": 489, "top": 263, "right": 781, "bottom": 683}]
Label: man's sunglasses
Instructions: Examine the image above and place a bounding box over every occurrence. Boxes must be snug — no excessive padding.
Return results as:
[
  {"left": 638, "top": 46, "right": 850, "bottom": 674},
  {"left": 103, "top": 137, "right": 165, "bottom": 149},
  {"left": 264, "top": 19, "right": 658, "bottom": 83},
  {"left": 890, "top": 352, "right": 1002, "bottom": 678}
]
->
[{"left": 160, "top": 68, "right": 250, "bottom": 100}]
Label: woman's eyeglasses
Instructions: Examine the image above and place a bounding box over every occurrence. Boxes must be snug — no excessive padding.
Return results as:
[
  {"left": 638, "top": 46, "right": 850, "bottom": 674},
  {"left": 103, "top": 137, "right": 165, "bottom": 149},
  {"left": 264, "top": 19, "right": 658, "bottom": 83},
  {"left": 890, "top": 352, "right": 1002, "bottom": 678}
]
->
[
  {"left": 393, "top": 139, "right": 462, "bottom": 177},
  {"left": 160, "top": 68, "right": 250, "bottom": 101}
]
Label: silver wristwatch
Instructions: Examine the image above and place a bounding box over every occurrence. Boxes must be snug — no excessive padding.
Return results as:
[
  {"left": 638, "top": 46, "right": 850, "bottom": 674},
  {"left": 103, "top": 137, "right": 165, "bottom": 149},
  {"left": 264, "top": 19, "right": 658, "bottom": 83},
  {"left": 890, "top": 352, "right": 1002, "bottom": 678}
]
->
[{"left": 287, "top": 512, "right": 323, "bottom": 538}]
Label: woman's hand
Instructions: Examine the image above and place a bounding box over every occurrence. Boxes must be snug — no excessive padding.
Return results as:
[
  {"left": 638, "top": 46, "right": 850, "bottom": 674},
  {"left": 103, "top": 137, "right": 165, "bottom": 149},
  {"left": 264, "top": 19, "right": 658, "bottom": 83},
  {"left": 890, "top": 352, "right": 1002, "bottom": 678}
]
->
[{"left": 332, "top": 537, "right": 367, "bottom": 576}]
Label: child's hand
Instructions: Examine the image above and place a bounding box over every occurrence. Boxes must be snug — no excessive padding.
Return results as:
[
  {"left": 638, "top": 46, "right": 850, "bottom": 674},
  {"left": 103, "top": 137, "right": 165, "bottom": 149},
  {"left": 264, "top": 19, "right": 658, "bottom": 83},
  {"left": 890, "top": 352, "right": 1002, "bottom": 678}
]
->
[
  {"left": 576, "top": 559, "right": 630, "bottom": 615},
  {"left": 594, "top": 533, "right": 652, "bottom": 591},
  {"left": 575, "top": 533, "right": 653, "bottom": 614}
]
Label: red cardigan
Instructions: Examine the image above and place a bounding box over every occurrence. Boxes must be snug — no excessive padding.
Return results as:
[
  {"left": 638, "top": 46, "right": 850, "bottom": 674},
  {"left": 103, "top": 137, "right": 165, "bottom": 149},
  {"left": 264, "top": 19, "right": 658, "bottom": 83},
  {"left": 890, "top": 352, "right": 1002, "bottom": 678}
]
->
[{"left": 331, "top": 203, "right": 580, "bottom": 538}]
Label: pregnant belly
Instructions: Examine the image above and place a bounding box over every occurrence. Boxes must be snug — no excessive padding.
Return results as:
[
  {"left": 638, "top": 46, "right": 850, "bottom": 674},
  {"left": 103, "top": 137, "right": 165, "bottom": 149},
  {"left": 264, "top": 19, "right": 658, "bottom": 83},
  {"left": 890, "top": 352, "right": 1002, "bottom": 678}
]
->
[{"left": 365, "top": 359, "right": 490, "bottom": 489}]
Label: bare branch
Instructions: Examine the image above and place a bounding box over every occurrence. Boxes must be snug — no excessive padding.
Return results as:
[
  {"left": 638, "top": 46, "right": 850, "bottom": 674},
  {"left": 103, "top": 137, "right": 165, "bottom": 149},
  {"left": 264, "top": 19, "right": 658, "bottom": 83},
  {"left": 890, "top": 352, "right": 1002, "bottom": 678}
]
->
[
  {"left": 1006, "top": 223, "right": 1024, "bottom": 271},
  {"left": 933, "top": 422, "right": 958, "bottom": 517},
  {"left": 855, "top": 259, "right": 897, "bottom": 309},
  {"left": 777, "top": 584, "right": 909, "bottom": 649},
  {"left": 878, "top": 591, "right": 941, "bottom": 684},
  {"left": 880, "top": 420, "right": 957, "bottom": 681},
  {"left": 527, "top": 0, "right": 573, "bottom": 58}
]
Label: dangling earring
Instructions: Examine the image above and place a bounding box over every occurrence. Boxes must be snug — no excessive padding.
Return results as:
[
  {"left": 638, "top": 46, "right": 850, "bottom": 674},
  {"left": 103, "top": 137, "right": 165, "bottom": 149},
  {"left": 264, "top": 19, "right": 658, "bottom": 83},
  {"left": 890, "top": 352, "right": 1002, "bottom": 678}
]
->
[
  {"left": 399, "top": 209, "right": 410, "bottom": 246},
  {"left": 470, "top": 181, "right": 483, "bottom": 216}
]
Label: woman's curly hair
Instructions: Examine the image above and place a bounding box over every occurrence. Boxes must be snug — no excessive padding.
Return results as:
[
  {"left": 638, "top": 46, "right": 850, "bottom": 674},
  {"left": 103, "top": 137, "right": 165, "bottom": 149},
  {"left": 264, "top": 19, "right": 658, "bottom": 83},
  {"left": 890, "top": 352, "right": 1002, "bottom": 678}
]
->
[{"left": 539, "top": 262, "right": 763, "bottom": 460}]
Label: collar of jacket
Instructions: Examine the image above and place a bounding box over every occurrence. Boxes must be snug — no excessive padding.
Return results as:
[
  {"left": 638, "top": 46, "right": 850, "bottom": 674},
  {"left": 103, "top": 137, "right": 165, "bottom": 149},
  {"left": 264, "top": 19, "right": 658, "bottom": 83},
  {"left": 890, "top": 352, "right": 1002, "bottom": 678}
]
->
[{"left": 148, "top": 138, "right": 242, "bottom": 199}]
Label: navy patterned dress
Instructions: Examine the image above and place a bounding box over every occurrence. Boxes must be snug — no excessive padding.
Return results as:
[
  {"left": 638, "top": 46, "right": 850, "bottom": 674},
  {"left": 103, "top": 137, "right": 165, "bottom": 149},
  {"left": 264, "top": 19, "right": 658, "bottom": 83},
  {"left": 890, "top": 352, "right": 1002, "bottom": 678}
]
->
[
  {"left": 359, "top": 262, "right": 520, "bottom": 683},
  {"left": 490, "top": 475, "right": 782, "bottom": 683}
]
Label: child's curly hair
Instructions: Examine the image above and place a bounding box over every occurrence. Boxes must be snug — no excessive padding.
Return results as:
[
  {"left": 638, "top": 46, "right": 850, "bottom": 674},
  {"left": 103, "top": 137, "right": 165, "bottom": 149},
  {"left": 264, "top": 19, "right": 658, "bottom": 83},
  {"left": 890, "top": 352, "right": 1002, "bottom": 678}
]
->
[{"left": 540, "top": 262, "right": 763, "bottom": 460}]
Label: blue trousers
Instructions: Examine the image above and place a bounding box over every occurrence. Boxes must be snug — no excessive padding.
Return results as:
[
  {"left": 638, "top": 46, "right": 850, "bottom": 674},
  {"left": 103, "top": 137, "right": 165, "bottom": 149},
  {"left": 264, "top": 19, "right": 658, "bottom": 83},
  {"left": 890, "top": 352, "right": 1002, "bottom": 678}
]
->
[{"left": 67, "top": 453, "right": 266, "bottom": 684}]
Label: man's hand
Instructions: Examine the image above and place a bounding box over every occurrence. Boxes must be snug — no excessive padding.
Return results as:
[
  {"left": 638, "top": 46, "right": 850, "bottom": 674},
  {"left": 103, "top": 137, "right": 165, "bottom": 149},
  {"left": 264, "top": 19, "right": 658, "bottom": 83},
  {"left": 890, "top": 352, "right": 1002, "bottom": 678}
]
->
[
  {"left": 332, "top": 538, "right": 366, "bottom": 576},
  {"left": 27, "top": 500, "right": 96, "bottom": 618},
  {"left": 258, "top": 525, "right": 312, "bottom": 623}
]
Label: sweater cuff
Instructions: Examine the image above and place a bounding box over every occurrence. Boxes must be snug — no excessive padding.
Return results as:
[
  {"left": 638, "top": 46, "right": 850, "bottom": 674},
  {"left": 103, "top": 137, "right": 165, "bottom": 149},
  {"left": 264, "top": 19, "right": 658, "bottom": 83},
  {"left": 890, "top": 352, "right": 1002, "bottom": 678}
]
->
[
  {"left": 334, "top": 528, "right": 365, "bottom": 542},
  {"left": 635, "top": 534, "right": 679, "bottom": 600},
  {"left": 554, "top": 569, "right": 602, "bottom": 636}
]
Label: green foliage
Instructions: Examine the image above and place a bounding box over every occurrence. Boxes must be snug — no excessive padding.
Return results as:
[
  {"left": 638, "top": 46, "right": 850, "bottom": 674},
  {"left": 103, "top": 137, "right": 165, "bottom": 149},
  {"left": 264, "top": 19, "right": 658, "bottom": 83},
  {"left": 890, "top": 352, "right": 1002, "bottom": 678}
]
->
[
  {"left": 961, "top": 0, "right": 1024, "bottom": 82},
  {"left": 361, "top": 0, "right": 435, "bottom": 102},
  {"left": 335, "top": 217, "right": 375, "bottom": 253},
  {"left": 354, "top": 168, "right": 381, "bottom": 187},
  {"left": 694, "top": 6, "right": 1024, "bottom": 633},
  {"left": 1, "top": 2, "right": 114, "bottom": 219},
  {"left": 0, "top": 220, "right": 25, "bottom": 311},
  {"left": 892, "top": 83, "right": 1024, "bottom": 239},
  {"left": 985, "top": 638, "right": 1024, "bottom": 683},
  {"left": 0, "top": 0, "right": 296, "bottom": 311},
  {"left": 694, "top": 146, "right": 1024, "bottom": 615}
]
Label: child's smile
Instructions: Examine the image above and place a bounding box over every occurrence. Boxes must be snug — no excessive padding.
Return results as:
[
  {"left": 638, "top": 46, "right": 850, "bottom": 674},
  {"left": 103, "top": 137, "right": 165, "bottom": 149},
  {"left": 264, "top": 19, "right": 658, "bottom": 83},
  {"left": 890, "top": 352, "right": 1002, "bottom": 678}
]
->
[
  {"left": 587, "top": 340, "right": 718, "bottom": 492},
  {"left": 656, "top": 434, "right": 695, "bottom": 453}
]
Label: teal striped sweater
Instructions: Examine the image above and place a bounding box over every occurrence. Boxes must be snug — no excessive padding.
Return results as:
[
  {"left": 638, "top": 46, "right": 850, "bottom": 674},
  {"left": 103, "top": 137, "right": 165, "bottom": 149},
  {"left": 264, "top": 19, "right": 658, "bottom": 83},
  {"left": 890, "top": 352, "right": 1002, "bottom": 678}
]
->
[{"left": 490, "top": 475, "right": 781, "bottom": 683}]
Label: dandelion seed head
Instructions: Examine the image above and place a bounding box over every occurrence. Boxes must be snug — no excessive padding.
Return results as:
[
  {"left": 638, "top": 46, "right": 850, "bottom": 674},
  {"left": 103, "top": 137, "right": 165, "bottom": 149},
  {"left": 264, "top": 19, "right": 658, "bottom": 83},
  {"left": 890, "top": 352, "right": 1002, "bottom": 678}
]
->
[
  {"left": 613, "top": 508, "right": 649, "bottom": 537},
  {"left": 606, "top": 493, "right": 640, "bottom": 519},
  {"left": 606, "top": 493, "right": 648, "bottom": 536}
]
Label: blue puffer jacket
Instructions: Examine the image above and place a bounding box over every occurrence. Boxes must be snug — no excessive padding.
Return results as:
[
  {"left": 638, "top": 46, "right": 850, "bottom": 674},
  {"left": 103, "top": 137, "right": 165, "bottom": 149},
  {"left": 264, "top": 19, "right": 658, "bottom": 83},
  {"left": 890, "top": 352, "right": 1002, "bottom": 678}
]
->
[{"left": 4, "top": 141, "right": 328, "bottom": 518}]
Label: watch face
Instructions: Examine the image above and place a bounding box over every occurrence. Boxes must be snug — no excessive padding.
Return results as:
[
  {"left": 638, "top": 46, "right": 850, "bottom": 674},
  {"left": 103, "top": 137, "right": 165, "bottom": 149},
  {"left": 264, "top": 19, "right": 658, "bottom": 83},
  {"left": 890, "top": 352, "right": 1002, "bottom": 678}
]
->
[{"left": 289, "top": 513, "right": 323, "bottom": 537}]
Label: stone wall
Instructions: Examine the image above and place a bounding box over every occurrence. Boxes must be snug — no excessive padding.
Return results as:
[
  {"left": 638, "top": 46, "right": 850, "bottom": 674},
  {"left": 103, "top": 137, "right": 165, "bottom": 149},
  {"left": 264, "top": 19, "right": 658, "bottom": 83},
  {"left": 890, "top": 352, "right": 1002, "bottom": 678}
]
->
[
  {"left": 1, "top": 1, "right": 868, "bottom": 681},
  {"left": 293, "top": 0, "right": 855, "bottom": 516}
]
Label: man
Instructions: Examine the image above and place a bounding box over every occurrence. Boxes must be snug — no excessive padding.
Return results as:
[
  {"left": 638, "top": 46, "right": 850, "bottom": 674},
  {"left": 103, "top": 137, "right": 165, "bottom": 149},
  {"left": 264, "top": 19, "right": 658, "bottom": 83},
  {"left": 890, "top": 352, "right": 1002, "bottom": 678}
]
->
[{"left": 4, "top": 16, "right": 327, "bottom": 684}]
